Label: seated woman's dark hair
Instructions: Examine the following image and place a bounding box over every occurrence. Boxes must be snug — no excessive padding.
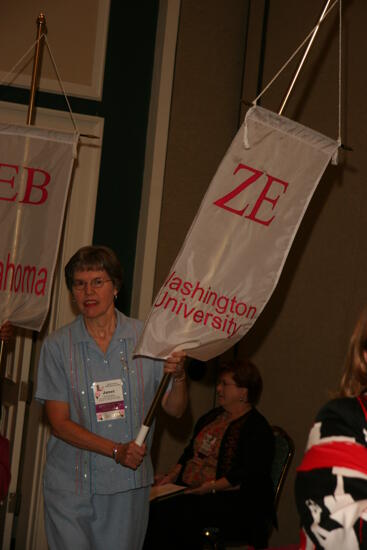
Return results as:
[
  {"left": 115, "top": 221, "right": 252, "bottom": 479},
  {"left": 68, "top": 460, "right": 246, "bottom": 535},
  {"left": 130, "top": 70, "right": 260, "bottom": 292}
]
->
[
  {"left": 219, "top": 358, "right": 263, "bottom": 405},
  {"left": 65, "top": 246, "right": 123, "bottom": 291}
]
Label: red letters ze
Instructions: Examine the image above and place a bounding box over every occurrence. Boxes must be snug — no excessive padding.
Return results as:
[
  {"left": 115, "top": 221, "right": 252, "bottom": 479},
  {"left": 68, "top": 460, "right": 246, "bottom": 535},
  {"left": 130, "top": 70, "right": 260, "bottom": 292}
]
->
[{"left": 213, "top": 163, "right": 288, "bottom": 226}]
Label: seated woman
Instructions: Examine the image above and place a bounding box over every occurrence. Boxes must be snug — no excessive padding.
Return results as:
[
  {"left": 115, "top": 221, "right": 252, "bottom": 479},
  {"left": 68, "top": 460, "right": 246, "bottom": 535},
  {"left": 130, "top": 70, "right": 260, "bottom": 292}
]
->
[
  {"left": 144, "top": 358, "right": 275, "bottom": 550},
  {"left": 295, "top": 305, "right": 367, "bottom": 549}
]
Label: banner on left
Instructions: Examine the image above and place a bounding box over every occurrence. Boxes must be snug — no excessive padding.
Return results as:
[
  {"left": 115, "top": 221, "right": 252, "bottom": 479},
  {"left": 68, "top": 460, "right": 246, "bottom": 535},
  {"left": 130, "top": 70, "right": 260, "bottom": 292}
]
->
[{"left": 0, "top": 124, "right": 78, "bottom": 331}]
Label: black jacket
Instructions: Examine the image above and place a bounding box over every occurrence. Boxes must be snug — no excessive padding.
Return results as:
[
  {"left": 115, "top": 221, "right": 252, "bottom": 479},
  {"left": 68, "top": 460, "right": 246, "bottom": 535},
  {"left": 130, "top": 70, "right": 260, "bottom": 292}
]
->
[{"left": 177, "top": 406, "right": 275, "bottom": 503}]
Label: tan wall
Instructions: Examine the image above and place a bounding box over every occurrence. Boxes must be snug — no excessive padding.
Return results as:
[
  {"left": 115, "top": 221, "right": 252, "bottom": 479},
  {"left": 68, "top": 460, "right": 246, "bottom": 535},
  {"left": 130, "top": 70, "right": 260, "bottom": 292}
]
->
[
  {"left": 152, "top": 0, "right": 367, "bottom": 545},
  {"left": 0, "top": 0, "right": 109, "bottom": 99},
  {"left": 151, "top": 0, "right": 249, "bottom": 475}
]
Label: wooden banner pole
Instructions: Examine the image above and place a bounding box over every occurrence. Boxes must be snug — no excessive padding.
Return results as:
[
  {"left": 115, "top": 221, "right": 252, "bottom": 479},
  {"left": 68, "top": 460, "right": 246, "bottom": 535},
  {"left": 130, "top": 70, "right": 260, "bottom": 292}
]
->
[
  {"left": 135, "top": 373, "right": 171, "bottom": 446},
  {"left": 0, "top": 14, "right": 47, "bottom": 372},
  {"left": 0, "top": 340, "right": 4, "bottom": 376},
  {"left": 26, "top": 12, "right": 46, "bottom": 126}
]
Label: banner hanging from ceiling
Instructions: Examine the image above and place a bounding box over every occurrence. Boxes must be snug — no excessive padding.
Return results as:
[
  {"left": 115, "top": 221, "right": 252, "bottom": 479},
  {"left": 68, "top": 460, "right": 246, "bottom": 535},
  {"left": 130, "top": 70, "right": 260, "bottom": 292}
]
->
[
  {"left": 135, "top": 106, "right": 339, "bottom": 361},
  {"left": 0, "top": 124, "right": 78, "bottom": 331}
]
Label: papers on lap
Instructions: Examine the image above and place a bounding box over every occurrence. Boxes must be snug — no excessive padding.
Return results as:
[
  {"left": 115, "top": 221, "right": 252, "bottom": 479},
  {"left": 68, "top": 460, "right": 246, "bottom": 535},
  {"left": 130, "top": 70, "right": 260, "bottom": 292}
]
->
[{"left": 149, "top": 483, "right": 186, "bottom": 502}]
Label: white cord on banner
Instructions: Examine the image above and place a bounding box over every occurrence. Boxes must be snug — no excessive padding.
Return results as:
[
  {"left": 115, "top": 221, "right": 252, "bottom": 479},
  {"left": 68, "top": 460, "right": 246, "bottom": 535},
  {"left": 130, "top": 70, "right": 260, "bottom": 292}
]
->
[
  {"left": 44, "top": 36, "right": 79, "bottom": 133},
  {"left": 338, "top": 0, "right": 342, "bottom": 146},
  {"left": 0, "top": 33, "right": 80, "bottom": 136},
  {"left": 330, "top": 0, "right": 342, "bottom": 165},
  {"left": 0, "top": 36, "right": 43, "bottom": 88},
  {"left": 252, "top": 0, "right": 338, "bottom": 106}
]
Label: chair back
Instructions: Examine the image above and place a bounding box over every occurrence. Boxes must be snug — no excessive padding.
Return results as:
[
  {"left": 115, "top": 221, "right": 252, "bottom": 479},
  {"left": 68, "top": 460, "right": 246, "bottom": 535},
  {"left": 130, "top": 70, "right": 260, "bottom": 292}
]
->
[
  {"left": 201, "top": 424, "right": 295, "bottom": 549},
  {"left": 271, "top": 425, "right": 295, "bottom": 510}
]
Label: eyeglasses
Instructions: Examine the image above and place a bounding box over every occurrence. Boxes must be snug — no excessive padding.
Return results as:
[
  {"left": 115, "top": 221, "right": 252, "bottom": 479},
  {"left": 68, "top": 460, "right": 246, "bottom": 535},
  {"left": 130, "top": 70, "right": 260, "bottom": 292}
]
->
[
  {"left": 72, "top": 277, "right": 112, "bottom": 292},
  {"left": 217, "top": 380, "right": 238, "bottom": 388}
]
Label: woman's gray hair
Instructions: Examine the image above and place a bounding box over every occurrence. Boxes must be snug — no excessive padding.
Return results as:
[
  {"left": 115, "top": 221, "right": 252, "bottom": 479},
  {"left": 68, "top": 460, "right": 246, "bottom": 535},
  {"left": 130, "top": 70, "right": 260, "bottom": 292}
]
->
[{"left": 64, "top": 246, "right": 123, "bottom": 291}]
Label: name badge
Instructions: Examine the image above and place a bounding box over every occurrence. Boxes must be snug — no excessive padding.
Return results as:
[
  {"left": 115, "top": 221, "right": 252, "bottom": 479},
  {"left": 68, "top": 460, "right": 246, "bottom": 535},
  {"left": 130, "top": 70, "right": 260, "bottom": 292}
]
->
[{"left": 92, "top": 379, "right": 124, "bottom": 422}]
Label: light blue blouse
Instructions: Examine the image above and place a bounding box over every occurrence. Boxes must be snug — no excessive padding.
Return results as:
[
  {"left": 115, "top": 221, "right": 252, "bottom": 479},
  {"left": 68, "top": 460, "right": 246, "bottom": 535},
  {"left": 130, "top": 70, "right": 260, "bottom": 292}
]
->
[{"left": 35, "top": 310, "right": 164, "bottom": 495}]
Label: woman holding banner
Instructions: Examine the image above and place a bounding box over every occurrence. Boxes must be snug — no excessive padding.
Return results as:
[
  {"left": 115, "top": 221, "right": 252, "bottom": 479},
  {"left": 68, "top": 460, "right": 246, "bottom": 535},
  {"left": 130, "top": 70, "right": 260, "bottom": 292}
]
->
[
  {"left": 295, "top": 305, "right": 367, "bottom": 549},
  {"left": 144, "top": 359, "right": 275, "bottom": 549},
  {"left": 35, "top": 245, "right": 187, "bottom": 550}
]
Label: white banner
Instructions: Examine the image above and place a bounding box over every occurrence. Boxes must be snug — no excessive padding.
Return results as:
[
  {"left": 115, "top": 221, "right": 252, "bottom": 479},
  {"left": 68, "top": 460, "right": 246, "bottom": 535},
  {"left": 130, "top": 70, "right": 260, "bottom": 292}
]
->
[
  {"left": 135, "top": 106, "right": 339, "bottom": 361},
  {"left": 0, "top": 124, "right": 78, "bottom": 331}
]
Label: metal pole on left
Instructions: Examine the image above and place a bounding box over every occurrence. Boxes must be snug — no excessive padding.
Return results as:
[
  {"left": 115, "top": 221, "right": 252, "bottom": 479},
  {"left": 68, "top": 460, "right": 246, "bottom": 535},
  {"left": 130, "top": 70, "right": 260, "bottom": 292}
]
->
[
  {"left": 0, "top": 324, "right": 14, "bottom": 375},
  {"left": 0, "top": 340, "right": 4, "bottom": 376},
  {"left": 26, "top": 12, "right": 46, "bottom": 126},
  {"left": 0, "top": 13, "right": 46, "bottom": 368}
]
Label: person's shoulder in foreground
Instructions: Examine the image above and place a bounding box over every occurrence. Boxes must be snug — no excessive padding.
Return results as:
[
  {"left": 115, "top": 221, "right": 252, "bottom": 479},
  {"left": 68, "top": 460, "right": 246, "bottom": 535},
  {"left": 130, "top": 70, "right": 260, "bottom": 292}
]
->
[{"left": 296, "top": 304, "right": 367, "bottom": 549}]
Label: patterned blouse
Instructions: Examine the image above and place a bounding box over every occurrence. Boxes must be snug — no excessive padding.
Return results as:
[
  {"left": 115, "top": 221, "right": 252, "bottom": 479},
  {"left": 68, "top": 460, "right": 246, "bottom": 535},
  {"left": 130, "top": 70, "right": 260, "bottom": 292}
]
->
[
  {"left": 182, "top": 411, "right": 233, "bottom": 487},
  {"left": 176, "top": 406, "right": 274, "bottom": 496},
  {"left": 295, "top": 395, "right": 367, "bottom": 549}
]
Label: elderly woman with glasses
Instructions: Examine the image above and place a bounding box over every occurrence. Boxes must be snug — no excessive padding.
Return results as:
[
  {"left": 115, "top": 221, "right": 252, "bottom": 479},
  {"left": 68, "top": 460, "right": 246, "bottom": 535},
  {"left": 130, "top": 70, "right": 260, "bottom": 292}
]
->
[
  {"left": 144, "top": 358, "right": 275, "bottom": 550},
  {"left": 35, "top": 245, "right": 187, "bottom": 550}
]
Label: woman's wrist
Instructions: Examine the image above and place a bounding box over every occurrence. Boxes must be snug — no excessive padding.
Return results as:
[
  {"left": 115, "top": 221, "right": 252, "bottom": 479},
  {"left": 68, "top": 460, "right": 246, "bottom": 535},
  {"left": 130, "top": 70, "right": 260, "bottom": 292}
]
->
[
  {"left": 169, "top": 464, "right": 182, "bottom": 479},
  {"left": 173, "top": 372, "right": 186, "bottom": 383},
  {"left": 112, "top": 442, "right": 120, "bottom": 462}
]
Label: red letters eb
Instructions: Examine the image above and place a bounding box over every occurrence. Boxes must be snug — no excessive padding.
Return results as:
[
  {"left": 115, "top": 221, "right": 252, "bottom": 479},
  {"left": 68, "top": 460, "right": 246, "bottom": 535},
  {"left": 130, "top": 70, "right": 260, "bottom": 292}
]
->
[{"left": 0, "top": 163, "right": 51, "bottom": 205}]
